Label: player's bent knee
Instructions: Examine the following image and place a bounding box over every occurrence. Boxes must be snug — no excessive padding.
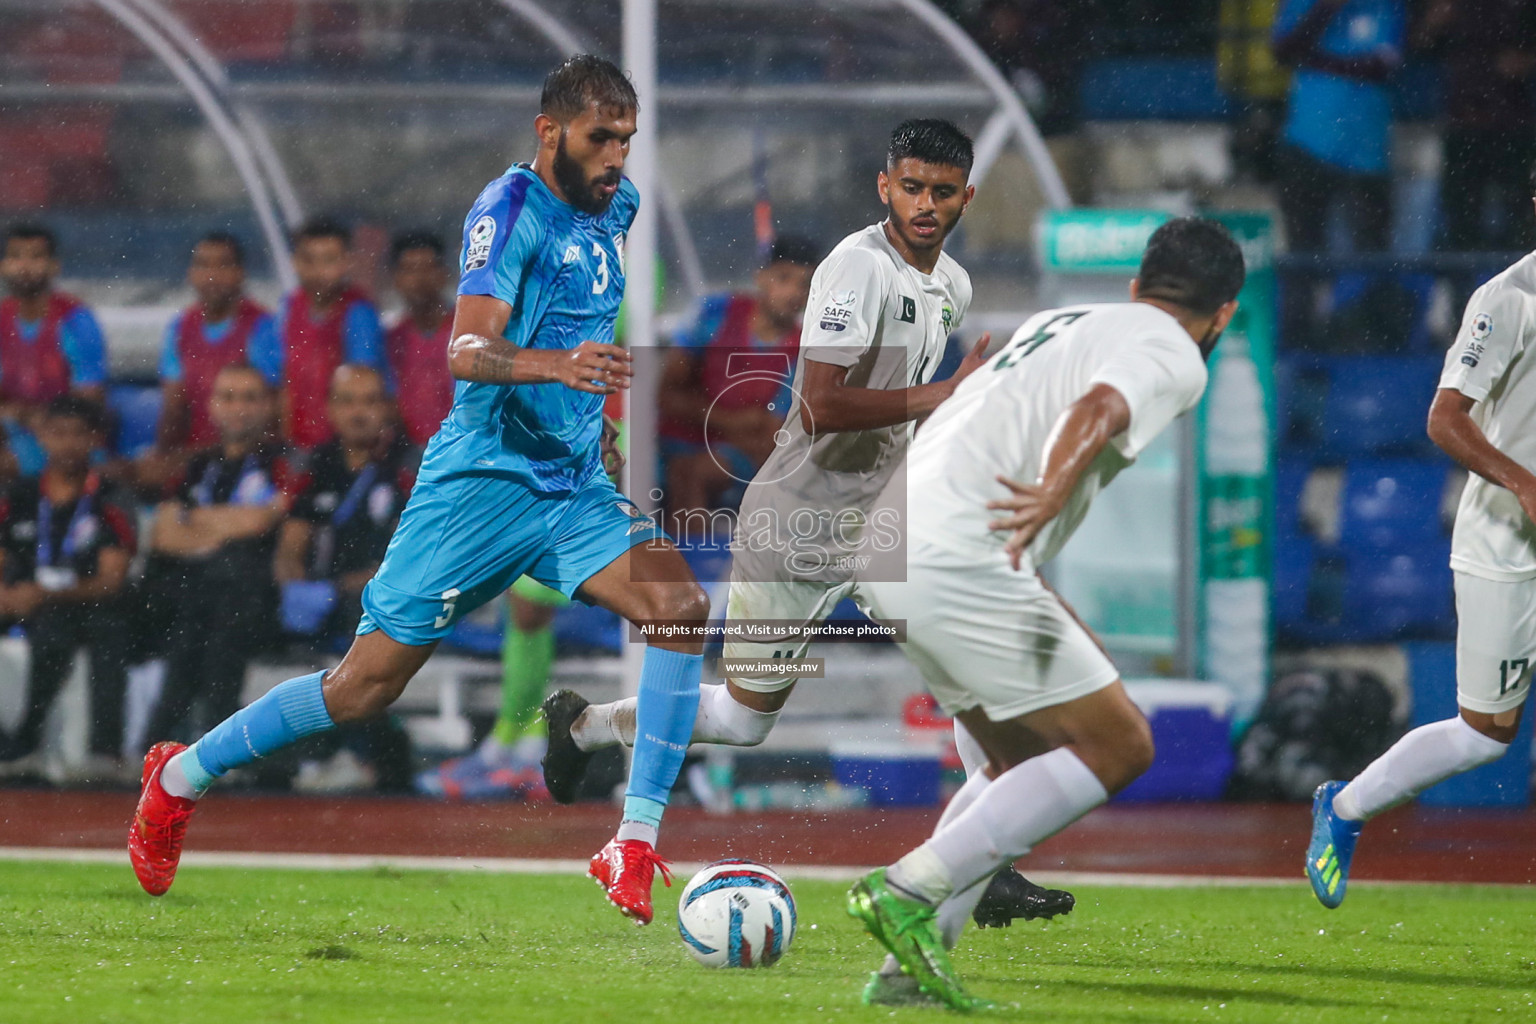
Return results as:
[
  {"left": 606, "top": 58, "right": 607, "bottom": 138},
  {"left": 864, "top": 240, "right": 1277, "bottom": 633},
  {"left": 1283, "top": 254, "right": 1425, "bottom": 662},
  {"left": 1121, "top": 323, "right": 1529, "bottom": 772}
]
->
[
  {"left": 1081, "top": 713, "right": 1154, "bottom": 795},
  {"left": 654, "top": 581, "right": 710, "bottom": 624}
]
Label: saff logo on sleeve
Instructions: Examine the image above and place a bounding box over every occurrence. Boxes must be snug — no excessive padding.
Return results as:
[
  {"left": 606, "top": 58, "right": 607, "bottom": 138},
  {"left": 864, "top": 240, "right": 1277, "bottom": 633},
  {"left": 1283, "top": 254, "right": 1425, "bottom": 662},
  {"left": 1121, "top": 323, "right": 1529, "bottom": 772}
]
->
[
  {"left": 895, "top": 296, "right": 916, "bottom": 323},
  {"left": 465, "top": 215, "right": 496, "bottom": 271},
  {"left": 1471, "top": 312, "right": 1494, "bottom": 340}
]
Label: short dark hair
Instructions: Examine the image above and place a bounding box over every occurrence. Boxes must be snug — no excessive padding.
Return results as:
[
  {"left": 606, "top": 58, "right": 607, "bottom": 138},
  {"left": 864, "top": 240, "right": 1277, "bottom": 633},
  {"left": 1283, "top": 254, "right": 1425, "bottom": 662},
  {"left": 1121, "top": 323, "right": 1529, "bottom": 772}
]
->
[
  {"left": 767, "top": 236, "right": 820, "bottom": 269},
  {"left": 888, "top": 119, "right": 974, "bottom": 176},
  {"left": 1137, "top": 218, "right": 1246, "bottom": 316},
  {"left": 43, "top": 394, "right": 106, "bottom": 433},
  {"left": 541, "top": 54, "right": 638, "bottom": 122},
  {"left": 292, "top": 217, "right": 351, "bottom": 250},
  {"left": 196, "top": 230, "right": 245, "bottom": 267},
  {"left": 5, "top": 222, "right": 58, "bottom": 258},
  {"left": 389, "top": 229, "right": 445, "bottom": 266}
]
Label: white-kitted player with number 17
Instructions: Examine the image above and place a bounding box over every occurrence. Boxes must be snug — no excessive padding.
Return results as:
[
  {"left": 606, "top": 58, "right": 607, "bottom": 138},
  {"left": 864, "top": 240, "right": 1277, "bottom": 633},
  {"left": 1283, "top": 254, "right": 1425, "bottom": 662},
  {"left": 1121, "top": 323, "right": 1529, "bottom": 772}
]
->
[{"left": 1308, "top": 176, "right": 1536, "bottom": 910}]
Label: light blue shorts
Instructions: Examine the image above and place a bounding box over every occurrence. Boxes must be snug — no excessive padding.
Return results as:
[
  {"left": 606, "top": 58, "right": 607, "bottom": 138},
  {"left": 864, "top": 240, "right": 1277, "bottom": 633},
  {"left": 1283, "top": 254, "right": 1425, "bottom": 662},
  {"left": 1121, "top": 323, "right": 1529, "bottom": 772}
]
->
[{"left": 359, "top": 470, "right": 666, "bottom": 646}]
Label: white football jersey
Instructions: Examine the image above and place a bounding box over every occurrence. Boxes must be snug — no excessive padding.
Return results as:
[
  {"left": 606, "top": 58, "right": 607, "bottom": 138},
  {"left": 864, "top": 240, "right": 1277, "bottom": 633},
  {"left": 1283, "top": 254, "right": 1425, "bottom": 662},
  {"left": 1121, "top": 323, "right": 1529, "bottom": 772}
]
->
[
  {"left": 1440, "top": 251, "right": 1536, "bottom": 582},
  {"left": 735, "top": 222, "right": 970, "bottom": 582},
  {"left": 900, "top": 302, "right": 1208, "bottom": 570}
]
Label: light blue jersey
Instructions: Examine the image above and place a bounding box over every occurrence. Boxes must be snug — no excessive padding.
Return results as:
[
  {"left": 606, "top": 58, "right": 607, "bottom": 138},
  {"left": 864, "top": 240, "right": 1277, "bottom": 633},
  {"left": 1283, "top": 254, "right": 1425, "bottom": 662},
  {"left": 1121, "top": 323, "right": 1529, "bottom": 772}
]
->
[
  {"left": 360, "top": 164, "right": 661, "bottom": 647},
  {"left": 422, "top": 163, "right": 639, "bottom": 494}
]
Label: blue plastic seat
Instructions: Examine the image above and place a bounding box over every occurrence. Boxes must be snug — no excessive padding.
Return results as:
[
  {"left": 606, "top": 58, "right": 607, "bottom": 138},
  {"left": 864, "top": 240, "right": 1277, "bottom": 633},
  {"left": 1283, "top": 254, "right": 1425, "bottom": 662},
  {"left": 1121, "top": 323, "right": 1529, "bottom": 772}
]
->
[
  {"left": 1343, "top": 545, "right": 1454, "bottom": 640},
  {"left": 1338, "top": 459, "right": 1449, "bottom": 551},
  {"left": 1319, "top": 357, "right": 1441, "bottom": 459}
]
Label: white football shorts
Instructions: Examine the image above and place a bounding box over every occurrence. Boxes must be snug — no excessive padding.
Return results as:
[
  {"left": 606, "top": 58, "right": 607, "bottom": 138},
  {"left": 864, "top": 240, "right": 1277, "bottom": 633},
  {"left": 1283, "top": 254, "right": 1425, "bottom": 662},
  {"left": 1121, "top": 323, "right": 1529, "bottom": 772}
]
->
[
  {"left": 859, "top": 548, "right": 1118, "bottom": 720},
  {"left": 721, "top": 578, "right": 857, "bottom": 692},
  {"left": 1454, "top": 570, "right": 1536, "bottom": 714}
]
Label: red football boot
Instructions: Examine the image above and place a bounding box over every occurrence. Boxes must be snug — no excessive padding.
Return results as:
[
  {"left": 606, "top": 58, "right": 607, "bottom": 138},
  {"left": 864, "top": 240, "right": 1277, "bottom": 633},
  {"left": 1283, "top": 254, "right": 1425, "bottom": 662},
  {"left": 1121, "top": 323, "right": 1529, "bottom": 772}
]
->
[
  {"left": 128, "top": 742, "right": 198, "bottom": 896},
  {"left": 588, "top": 838, "right": 673, "bottom": 926}
]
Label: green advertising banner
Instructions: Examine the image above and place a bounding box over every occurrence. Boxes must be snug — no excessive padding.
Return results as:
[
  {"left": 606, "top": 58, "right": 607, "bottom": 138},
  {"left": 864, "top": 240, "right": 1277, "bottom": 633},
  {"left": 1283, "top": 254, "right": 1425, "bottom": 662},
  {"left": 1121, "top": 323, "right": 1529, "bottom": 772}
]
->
[
  {"left": 1200, "top": 212, "right": 1276, "bottom": 724},
  {"left": 1037, "top": 209, "right": 1276, "bottom": 722}
]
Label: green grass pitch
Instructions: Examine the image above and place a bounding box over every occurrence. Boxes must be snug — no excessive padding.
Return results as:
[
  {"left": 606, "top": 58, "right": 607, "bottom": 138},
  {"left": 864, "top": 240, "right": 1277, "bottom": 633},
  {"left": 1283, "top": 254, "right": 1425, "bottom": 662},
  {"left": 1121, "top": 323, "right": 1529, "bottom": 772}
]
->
[{"left": 2, "top": 860, "right": 1534, "bottom": 1023}]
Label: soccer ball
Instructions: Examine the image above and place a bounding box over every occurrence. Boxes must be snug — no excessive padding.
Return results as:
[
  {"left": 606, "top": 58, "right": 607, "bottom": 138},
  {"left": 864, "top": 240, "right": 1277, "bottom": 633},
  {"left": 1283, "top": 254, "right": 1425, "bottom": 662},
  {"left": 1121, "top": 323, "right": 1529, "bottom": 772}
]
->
[{"left": 677, "top": 859, "right": 797, "bottom": 968}]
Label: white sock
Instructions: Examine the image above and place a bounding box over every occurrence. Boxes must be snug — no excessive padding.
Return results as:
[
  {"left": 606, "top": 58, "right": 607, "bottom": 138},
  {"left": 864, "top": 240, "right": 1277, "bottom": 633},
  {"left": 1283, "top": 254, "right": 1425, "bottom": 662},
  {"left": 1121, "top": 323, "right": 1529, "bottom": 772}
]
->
[
  {"left": 615, "top": 819, "right": 658, "bottom": 846},
  {"left": 572, "top": 685, "right": 778, "bottom": 752},
  {"left": 572, "top": 699, "right": 631, "bottom": 751},
  {"left": 1333, "top": 715, "right": 1508, "bottom": 822},
  {"left": 900, "top": 748, "right": 1107, "bottom": 902},
  {"left": 954, "top": 720, "right": 989, "bottom": 778},
  {"left": 882, "top": 770, "right": 993, "bottom": 973},
  {"left": 692, "top": 684, "right": 778, "bottom": 745},
  {"left": 159, "top": 751, "right": 205, "bottom": 801}
]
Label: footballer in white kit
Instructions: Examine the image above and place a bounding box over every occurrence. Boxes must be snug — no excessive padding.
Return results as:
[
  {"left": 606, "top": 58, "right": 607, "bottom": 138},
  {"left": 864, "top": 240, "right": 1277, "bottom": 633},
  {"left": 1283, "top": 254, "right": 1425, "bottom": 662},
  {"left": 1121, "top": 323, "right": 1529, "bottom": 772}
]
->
[
  {"left": 847, "top": 218, "right": 1246, "bottom": 1010},
  {"left": 1308, "top": 190, "right": 1536, "bottom": 910},
  {"left": 862, "top": 301, "right": 1211, "bottom": 718},
  {"left": 722, "top": 215, "right": 971, "bottom": 683},
  {"left": 544, "top": 120, "right": 1078, "bottom": 934}
]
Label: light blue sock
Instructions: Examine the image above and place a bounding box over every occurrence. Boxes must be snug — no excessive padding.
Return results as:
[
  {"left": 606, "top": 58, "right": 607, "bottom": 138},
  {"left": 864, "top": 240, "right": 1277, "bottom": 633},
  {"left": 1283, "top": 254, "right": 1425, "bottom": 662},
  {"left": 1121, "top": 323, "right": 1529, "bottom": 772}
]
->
[
  {"left": 621, "top": 647, "right": 702, "bottom": 836},
  {"left": 184, "top": 671, "right": 334, "bottom": 788}
]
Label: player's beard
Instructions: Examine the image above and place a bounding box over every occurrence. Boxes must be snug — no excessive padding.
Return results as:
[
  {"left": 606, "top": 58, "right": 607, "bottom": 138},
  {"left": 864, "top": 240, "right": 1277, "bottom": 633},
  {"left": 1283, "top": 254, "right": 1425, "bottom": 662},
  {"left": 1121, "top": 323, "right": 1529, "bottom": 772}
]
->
[
  {"left": 554, "top": 131, "right": 620, "bottom": 216},
  {"left": 1197, "top": 321, "right": 1225, "bottom": 361},
  {"left": 892, "top": 209, "right": 955, "bottom": 256}
]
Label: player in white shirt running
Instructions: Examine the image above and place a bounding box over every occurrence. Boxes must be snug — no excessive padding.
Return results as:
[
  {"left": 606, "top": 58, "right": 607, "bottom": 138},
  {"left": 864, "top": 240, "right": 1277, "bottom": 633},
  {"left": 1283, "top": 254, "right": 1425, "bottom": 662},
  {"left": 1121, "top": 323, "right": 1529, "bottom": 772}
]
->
[
  {"left": 542, "top": 122, "right": 1072, "bottom": 923},
  {"left": 847, "top": 218, "right": 1246, "bottom": 1010},
  {"left": 1307, "top": 176, "right": 1536, "bottom": 910}
]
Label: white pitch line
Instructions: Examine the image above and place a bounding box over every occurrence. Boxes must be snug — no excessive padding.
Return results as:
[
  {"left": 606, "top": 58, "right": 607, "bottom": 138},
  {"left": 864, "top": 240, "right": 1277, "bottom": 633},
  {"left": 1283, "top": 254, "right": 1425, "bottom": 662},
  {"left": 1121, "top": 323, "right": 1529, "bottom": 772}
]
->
[{"left": 0, "top": 847, "right": 1330, "bottom": 888}]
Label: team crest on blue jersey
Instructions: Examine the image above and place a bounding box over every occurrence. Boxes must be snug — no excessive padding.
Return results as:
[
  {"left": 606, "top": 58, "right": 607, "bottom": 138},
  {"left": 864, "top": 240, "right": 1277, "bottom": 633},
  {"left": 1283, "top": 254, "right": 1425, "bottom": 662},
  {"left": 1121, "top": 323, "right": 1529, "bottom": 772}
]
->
[
  {"left": 563, "top": 244, "right": 582, "bottom": 265},
  {"left": 617, "top": 500, "right": 656, "bottom": 535},
  {"left": 465, "top": 215, "right": 496, "bottom": 271}
]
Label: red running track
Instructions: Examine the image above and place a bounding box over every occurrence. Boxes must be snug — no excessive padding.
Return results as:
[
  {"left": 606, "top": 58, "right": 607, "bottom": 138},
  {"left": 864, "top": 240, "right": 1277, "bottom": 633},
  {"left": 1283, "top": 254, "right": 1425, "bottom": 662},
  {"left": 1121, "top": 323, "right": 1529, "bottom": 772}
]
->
[{"left": 4, "top": 788, "right": 1536, "bottom": 884}]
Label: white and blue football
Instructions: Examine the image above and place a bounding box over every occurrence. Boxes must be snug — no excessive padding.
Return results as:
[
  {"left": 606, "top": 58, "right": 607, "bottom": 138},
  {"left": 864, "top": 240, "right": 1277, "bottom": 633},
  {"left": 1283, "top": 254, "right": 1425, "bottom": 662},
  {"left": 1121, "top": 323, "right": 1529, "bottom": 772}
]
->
[{"left": 677, "top": 859, "right": 796, "bottom": 968}]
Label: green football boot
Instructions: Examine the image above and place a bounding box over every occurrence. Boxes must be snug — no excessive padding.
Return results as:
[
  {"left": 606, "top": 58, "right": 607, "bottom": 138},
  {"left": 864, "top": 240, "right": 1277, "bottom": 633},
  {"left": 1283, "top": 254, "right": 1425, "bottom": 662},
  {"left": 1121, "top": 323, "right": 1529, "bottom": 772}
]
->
[
  {"left": 846, "top": 868, "right": 986, "bottom": 1011},
  {"left": 862, "top": 969, "right": 943, "bottom": 1007}
]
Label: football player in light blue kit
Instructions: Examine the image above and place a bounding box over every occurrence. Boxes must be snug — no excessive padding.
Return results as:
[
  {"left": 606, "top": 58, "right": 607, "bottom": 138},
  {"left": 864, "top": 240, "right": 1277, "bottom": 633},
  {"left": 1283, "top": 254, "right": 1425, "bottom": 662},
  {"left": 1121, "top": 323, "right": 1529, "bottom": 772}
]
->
[{"left": 128, "top": 56, "right": 708, "bottom": 926}]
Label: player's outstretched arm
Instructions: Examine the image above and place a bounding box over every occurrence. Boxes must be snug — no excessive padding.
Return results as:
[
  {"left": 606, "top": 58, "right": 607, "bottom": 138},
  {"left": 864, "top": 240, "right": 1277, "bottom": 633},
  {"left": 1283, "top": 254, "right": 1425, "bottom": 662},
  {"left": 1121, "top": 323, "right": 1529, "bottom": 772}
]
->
[
  {"left": 1427, "top": 387, "right": 1536, "bottom": 525},
  {"left": 797, "top": 333, "right": 989, "bottom": 435},
  {"left": 987, "top": 383, "right": 1131, "bottom": 570},
  {"left": 447, "top": 294, "right": 632, "bottom": 394}
]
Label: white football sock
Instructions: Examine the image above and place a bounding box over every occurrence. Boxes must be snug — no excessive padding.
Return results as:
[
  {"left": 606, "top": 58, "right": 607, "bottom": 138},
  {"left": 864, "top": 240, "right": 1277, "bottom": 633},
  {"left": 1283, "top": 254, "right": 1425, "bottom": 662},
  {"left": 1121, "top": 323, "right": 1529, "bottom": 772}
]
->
[
  {"left": 572, "top": 684, "right": 778, "bottom": 752},
  {"left": 1333, "top": 716, "right": 1508, "bottom": 822},
  {"left": 571, "top": 699, "right": 630, "bottom": 751},
  {"left": 882, "top": 770, "right": 993, "bottom": 973},
  {"left": 954, "top": 720, "right": 989, "bottom": 778},
  {"left": 615, "top": 819, "right": 658, "bottom": 846},
  {"left": 692, "top": 683, "right": 779, "bottom": 745},
  {"left": 896, "top": 748, "right": 1107, "bottom": 903},
  {"left": 158, "top": 751, "right": 205, "bottom": 801}
]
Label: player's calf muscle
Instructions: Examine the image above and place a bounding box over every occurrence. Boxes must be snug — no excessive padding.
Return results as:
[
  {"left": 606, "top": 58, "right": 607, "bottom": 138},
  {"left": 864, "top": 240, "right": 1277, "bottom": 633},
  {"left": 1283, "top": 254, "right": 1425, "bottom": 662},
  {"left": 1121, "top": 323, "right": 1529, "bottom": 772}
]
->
[{"left": 321, "top": 637, "right": 433, "bottom": 722}]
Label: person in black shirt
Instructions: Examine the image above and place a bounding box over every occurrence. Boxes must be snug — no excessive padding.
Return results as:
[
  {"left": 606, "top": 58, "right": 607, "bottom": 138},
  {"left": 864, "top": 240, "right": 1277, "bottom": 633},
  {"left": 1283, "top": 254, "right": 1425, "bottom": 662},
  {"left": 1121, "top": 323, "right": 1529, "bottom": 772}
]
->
[
  {"left": 275, "top": 363, "right": 416, "bottom": 791},
  {"left": 145, "top": 363, "right": 293, "bottom": 745},
  {"left": 276, "top": 363, "right": 417, "bottom": 637},
  {"left": 0, "top": 396, "right": 136, "bottom": 779}
]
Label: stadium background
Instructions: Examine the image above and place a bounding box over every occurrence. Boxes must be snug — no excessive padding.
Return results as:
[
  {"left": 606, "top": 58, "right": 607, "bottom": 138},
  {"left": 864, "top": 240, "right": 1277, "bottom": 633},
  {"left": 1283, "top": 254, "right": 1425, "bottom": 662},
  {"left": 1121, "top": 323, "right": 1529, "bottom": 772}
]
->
[{"left": 3, "top": 5, "right": 1536, "bottom": 1018}]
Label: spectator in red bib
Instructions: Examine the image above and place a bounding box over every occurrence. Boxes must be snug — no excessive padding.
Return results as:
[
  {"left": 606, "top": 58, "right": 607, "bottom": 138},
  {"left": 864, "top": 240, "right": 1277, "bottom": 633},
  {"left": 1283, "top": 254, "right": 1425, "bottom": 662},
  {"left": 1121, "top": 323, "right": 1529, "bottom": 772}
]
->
[
  {"left": 145, "top": 232, "right": 280, "bottom": 489},
  {"left": 0, "top": 396, "right": 136, "bottom": 781},
  {"left": 272, "top": 219, "right": 385, "bottom": 447},
  {"left": 384, "top": 230, "right": 454, "bottom": 447},
  {"left": 0, "top": 223, "right": 109, "bottom": 480},
  {"left": 658, "top": 236, "right": 818, "bottom": 529}
]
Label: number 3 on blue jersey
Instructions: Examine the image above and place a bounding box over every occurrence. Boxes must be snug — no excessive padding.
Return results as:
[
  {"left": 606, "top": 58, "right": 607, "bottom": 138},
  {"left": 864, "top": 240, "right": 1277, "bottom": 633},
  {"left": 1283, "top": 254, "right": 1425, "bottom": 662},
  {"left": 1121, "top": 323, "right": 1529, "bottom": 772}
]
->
[{"left": 592, "top": 243, "right": 609, "bottom": 294}]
